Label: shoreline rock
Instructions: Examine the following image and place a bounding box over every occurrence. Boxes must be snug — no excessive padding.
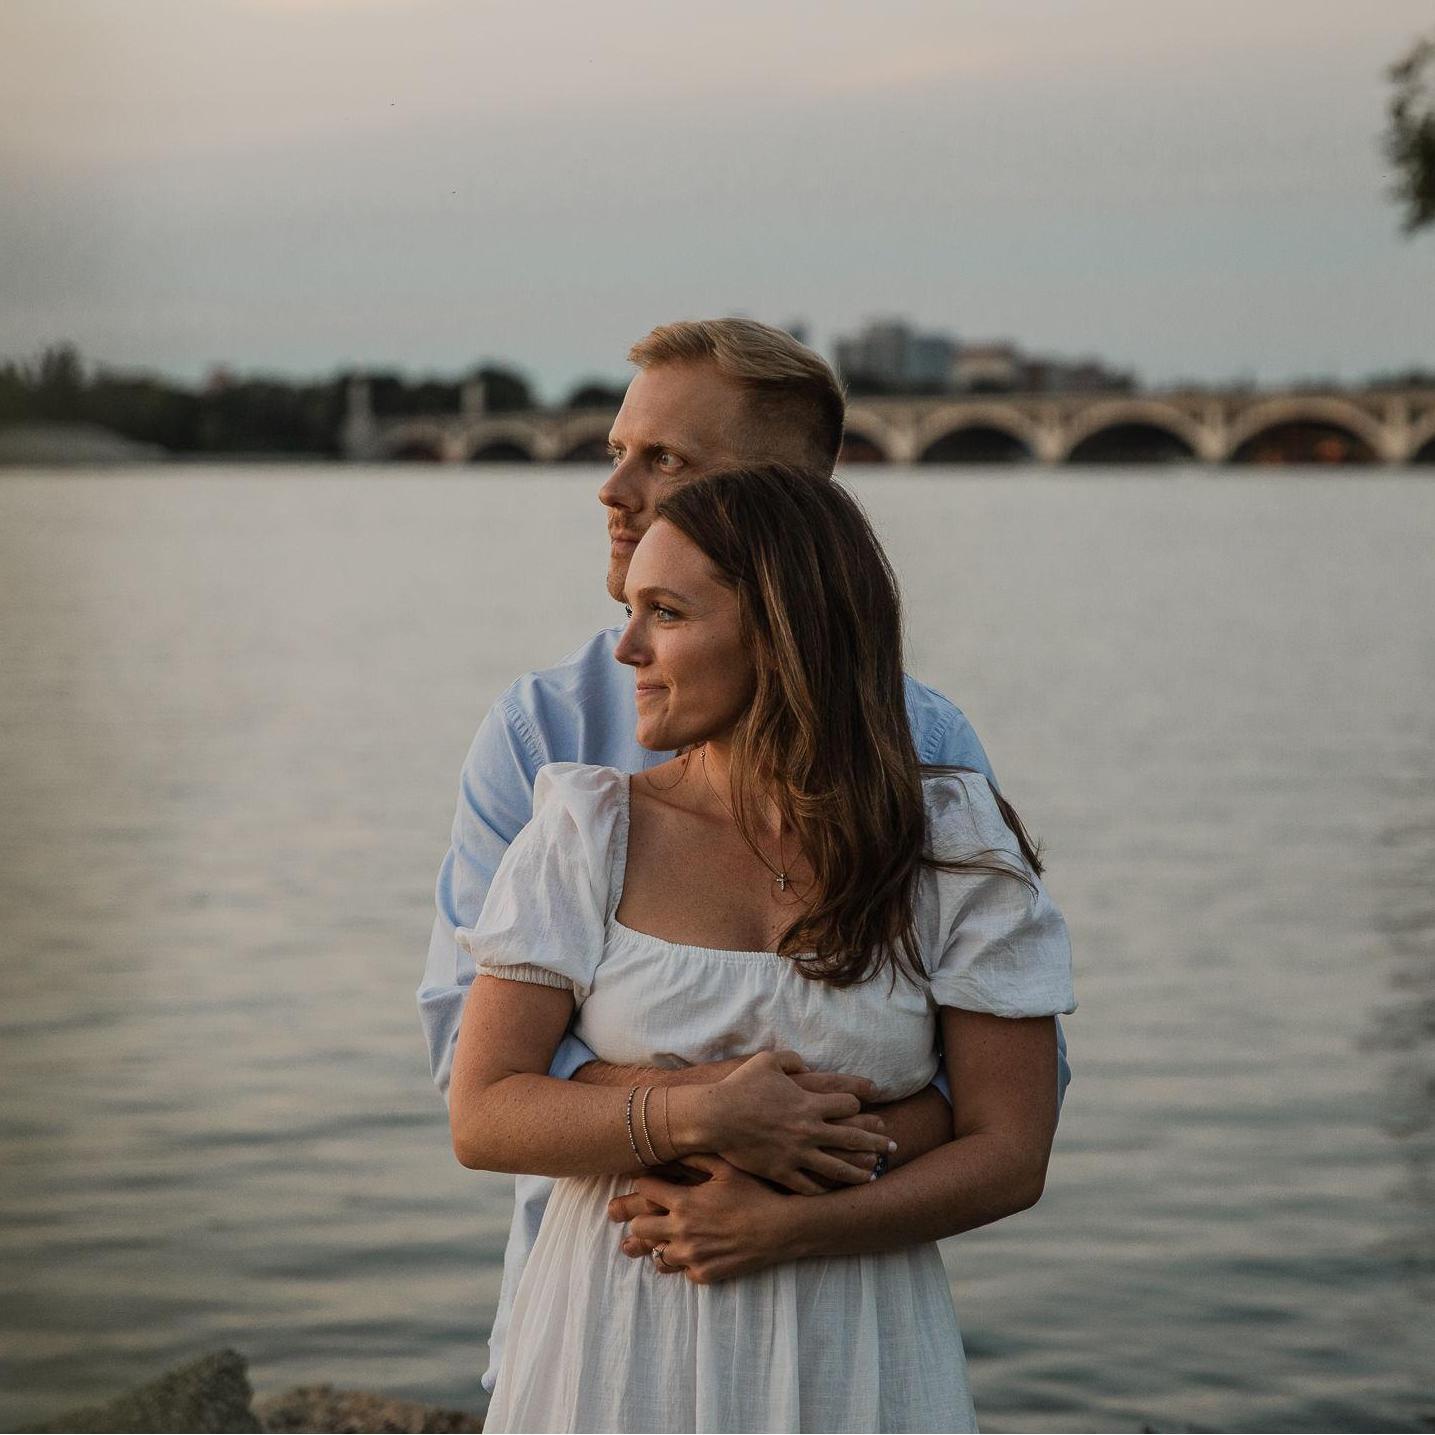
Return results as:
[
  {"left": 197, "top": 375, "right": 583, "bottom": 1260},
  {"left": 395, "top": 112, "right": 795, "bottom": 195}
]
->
[
  {"left": 24, "top": 1351, "right": 484, "bottom": 1435},
  {"left": 254, "top": 1385, "right": 483, "bottom": 1434}
]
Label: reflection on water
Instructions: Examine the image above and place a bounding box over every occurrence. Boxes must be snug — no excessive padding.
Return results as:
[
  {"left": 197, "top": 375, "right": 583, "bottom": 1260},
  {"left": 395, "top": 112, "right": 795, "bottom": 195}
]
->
[
  {"left": 1367, "top": 751, "right": 1435, "bottom": 1305},
  {"left": 1, "top": 467, "right": 1433, "bottom": 1433}
]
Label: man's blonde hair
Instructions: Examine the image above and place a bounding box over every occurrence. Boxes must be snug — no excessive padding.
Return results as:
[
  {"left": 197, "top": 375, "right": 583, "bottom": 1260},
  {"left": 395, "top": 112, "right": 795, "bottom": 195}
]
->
[{"left": 628, "top": 318, "right": 846, "bottom": 470}]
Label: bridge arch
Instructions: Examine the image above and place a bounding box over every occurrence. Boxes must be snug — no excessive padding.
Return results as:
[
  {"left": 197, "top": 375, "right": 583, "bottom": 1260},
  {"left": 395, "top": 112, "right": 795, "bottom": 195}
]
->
[
  {"left": 462, "top": 423, "right": 538, "bottom": 463},
  {"left": 840, "top": 403, "right": 906, "bottom": 463},
  {"left": 1404, "top": 409, "right": 1435, "bottom": 463},
  {"left": 915, "top": 404, "right": 1037, "bottom": 464},
  {"left": 1060, "top": 399, "right": 1204, "bottom": 464},
  {"left": 837, "top": 428, "right": 891, "bottom": 464},
  {"left": 469, "top": 440, "right": 534, "bottom": 463},
  {"left": 558, "top": 438, "right": 611, "bottom": 463},
  {"left": 1225, "top": 397, "right": 1383, "bottom": 465},
  {"left": 380, "top": 424, "right": 447, "bottom": 462},
  {"left": 921, "top": 426, "right": 1033, "bottom": 463},
  {"left": 554, "top": 419, "right": 615, "bottom": 463}
]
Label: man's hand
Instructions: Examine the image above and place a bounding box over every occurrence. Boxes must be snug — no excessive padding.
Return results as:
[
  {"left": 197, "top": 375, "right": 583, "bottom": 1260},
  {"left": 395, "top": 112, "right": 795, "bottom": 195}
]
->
[
  {"left": 611, "top": 1154, "right": 797, "bottom": 1284},
  {"left": 608, "top": 1077, "right": 956, "bottom": 1265}
]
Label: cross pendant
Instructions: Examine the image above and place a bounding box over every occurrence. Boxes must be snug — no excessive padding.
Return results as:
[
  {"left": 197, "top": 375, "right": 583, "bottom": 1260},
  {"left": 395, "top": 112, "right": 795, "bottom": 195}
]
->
[{"left": 776, "top": 873, "right": 788, "bottom": 891}]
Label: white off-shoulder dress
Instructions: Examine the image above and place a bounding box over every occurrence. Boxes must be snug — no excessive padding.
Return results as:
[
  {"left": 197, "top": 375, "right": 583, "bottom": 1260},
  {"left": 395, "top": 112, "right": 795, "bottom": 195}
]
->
[{"left": 459, "top": 762, "right": 1075, "bottom": 1435}]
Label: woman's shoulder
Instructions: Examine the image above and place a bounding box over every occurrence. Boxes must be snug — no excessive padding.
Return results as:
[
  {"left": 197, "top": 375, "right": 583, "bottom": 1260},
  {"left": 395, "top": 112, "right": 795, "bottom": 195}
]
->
[
  {"left": 920, "top": 768, "right": 1024, "bottom": 864},
  {"left": 533, "top": 760, "right": 627, "bottom": 802},
  {"left": 529, "top": 762, "right": 629, "bottom": 842}
]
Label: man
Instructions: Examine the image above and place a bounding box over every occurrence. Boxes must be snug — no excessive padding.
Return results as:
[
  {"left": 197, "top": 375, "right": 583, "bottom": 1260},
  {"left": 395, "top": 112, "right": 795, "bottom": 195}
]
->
[{"left": 418, "top": 317, "right": 1071, "bottom": 1398}]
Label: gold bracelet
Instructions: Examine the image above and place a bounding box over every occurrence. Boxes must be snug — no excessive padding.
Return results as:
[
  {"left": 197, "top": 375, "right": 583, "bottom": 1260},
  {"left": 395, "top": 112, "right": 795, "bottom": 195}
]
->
[
  {"left": 637, "top": 1085, "right": 660, "bottom": 1166},
  {"left": 624, "top": 1084, "right": 652, "bottom": 1167}
]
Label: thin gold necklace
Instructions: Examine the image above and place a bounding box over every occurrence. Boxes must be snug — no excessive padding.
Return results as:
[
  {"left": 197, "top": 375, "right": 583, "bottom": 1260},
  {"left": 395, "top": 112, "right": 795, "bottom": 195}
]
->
[{"left": 699, "top": 744, "right": 792, "bottom": 892}]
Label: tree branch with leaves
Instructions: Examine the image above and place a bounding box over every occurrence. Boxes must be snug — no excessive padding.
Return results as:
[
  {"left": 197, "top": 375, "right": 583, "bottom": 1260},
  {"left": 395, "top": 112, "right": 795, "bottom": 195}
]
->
[{"left": 1385, "top": 33, "right": 1435, "bottom": 233}]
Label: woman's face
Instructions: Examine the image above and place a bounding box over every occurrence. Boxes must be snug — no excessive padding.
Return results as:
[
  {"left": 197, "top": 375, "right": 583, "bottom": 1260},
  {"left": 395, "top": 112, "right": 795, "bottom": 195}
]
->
[{"left": 613, "top": 519, "right": 755, "bottom": 752}]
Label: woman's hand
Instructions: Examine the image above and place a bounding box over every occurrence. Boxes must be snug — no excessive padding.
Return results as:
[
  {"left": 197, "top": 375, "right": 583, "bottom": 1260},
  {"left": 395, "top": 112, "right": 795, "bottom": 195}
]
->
[
  {"left": 698, "top": 1050, "right": 895, "bottom": 1195},
  {"left": 798, "top": 1111, "right": 889, "bottom": 1187},
  {"left": 613, "top": 1154, "right": 796, "bottom": 1284}
]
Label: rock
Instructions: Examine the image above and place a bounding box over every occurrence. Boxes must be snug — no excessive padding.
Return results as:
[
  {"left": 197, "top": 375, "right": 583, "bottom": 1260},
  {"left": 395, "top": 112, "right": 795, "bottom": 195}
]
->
[
  {"left": 254, "top": 1384, "right": 484, "bottom": 1433},
  {"left": 22, "top": 1350, "right": 485, "bottom": 1434},
  {"left": 30, "top": 1348, "right": 262, "bottom": 1433}
]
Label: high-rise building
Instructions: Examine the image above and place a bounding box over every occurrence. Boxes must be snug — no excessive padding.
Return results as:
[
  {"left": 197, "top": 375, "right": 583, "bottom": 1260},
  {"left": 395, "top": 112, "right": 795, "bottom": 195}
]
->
[{"left": 834, "top": 319, "right": 957, "bottom": 392}]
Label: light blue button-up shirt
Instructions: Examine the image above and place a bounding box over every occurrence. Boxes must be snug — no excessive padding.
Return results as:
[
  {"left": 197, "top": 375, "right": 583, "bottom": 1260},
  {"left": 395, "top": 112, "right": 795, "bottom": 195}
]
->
[{"left": 418, "top": 626, "right": 1071, "bottom": 1396}]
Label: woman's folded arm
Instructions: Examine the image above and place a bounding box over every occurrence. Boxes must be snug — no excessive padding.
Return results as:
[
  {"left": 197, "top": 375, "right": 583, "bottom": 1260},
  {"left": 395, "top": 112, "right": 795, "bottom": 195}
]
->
[
  {"left": 449, "top": 975, "right": 706, "bottom": 1176},
  {"left": 449, "top": 972, "right": 897, "bottom": 1187}
]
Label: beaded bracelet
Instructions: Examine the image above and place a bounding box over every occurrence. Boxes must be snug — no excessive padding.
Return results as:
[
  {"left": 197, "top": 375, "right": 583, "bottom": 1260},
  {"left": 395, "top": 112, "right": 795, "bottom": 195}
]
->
[
  {"left": 637, "top": 1085, "right": 660, "bottom": 1165},
  {"left": 624, "top": 1084, "right": 652, "bottom": 1167}
]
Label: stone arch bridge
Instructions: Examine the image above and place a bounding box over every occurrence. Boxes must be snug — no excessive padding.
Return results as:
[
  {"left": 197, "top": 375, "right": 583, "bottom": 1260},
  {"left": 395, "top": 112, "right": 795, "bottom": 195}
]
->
[{"left": 347, "top": 386, "right": 1435, "bottom": 466}]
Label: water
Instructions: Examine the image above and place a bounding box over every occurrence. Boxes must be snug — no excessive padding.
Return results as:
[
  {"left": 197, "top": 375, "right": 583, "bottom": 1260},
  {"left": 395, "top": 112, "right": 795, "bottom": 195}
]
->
[{"left": 1, "top": 466, "right": 1432, "bottom": 1433}]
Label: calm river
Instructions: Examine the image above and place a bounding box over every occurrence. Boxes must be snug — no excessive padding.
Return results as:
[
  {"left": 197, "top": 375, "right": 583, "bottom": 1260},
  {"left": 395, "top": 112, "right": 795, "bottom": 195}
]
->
[{"left": 1, "top": 466, "right": 1432, "bottom": 1432}]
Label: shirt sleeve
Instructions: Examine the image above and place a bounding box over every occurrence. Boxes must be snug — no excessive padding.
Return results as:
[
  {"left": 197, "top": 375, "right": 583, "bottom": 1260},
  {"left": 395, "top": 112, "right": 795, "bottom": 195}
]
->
[
  {"left": 925, "top": 773, "right": 1076, "bottom": 1019},
  {"left": 417, "top": 694, "right": 544, "bottom": 1101},
  {"left": 456, "top": 763, "right": 621, "bottom": 1005},
  {"left": 906, "top": 676, "right": 998, "bottom": 786}
]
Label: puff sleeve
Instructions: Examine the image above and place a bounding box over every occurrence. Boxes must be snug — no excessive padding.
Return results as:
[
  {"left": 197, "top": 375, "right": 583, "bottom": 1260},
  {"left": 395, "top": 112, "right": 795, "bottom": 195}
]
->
[
  {"left": 454, "top": 763, "right": 626, "bottom": 1005},
  {"left": 924, "top": 772, "right": 1076, "bottom": 1019}
]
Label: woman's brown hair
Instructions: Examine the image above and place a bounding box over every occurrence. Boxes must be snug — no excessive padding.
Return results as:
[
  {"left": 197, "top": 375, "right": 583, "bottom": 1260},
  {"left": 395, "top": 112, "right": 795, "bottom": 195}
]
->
[{"left": 655, "top": 464, "right": 1044, "bottom": 991}]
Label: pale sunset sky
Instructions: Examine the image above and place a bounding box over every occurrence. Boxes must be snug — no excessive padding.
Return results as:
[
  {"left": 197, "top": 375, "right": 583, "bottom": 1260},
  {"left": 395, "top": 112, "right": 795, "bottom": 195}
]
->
[{"left": 1, "top": 0, "right": 1431, "bottom": 398}]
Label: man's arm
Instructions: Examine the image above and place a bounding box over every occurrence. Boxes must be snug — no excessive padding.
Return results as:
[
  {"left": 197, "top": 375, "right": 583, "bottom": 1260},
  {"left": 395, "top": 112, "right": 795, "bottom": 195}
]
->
[
  {"left": 419, "top": 697, "right": 604, "bottom": 1100},
  {"left": 615, "top": 1011, "right": 1058, "bottom": 1282},
  {"left": 776, "top": 1010, "right": 1058, "bottom": 1258},
  {"left": 570, "top": 1057, "right": 748, "bottom": 1089}
]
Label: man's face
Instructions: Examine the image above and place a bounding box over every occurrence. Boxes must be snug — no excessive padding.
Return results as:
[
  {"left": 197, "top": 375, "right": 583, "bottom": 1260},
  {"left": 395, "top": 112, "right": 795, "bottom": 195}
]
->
[{"left": 599, "top": 360, "right": 754, "bottom": 601}]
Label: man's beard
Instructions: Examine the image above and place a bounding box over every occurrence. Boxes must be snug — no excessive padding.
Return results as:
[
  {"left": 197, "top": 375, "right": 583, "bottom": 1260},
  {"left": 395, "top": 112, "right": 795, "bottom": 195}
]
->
[{"left": 606, "top": 557, "right": 631, "bottom": 603}]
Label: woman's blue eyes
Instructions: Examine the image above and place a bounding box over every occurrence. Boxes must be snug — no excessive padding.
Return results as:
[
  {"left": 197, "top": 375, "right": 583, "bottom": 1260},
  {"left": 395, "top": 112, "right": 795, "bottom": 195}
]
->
[{"left": 623, "top": 603, "right": 678, "bottom": 621}]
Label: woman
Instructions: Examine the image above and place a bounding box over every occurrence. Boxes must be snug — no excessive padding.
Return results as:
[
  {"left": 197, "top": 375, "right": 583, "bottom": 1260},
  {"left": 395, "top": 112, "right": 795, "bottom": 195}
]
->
[{"left": 450, "top": 465, "right": 1075, "bottom": 1433}]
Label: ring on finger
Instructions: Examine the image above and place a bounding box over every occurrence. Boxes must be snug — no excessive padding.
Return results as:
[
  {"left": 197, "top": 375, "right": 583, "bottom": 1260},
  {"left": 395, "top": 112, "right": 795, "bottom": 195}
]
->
[{"left": 651, "top": 1243, "right": 683, "bottom": 1273}]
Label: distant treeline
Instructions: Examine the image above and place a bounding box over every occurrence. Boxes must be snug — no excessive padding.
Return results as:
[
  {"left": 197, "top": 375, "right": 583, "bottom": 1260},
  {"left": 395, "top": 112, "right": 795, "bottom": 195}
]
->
[
  {"left": 4, "top": 343, "right": 1434, "bottom": 458},
  {"left": 0, "top": 345, "right": 628, "bottom": 456}
]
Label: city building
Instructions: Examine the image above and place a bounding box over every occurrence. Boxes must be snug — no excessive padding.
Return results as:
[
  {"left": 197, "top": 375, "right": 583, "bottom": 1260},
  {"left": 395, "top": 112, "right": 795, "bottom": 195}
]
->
[
  {"left": 834, "top": 320, "right": 957, "bottom": 392},
  {"left": 833, "top": 318, "right": 1136, "bottom": 395}
]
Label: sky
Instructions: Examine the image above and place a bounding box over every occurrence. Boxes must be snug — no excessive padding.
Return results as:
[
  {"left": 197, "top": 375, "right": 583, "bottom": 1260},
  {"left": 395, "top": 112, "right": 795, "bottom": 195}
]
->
[{"left": 1, "top": 0, "right": 1432, "bottom": 401}]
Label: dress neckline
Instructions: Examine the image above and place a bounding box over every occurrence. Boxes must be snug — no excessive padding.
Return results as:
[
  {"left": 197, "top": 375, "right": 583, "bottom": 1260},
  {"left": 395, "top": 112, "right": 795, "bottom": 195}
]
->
[{"left": 610, "top": 771, "right": 811, "bottom": 961}]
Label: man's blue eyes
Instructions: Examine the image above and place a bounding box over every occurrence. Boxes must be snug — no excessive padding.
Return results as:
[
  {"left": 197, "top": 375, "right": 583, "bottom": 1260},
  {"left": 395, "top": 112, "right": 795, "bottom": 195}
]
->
[{"left": 608, "top": 450, "right": 680, "bottom": 468}]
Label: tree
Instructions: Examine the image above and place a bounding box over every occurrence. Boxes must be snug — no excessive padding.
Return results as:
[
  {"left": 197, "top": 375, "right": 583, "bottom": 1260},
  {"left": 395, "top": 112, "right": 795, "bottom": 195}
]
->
[
  {"left": 459, "top": 365, "right": 531, "bottom": 413},
  {"left": 32, "top": 342, "right": 86, "bottom": 420},
  {"left": 1385, "top": 33, "right": 1435, "bottom": 233},
  {"left": 563, "top": 380, "right": 626, "bottom": 411}
]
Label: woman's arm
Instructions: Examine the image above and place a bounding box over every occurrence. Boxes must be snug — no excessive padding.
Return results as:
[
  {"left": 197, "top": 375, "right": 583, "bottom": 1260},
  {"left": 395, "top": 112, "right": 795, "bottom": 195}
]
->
[
  {"left": 613, "top": 1009, "right": 1058, "bottom": 1281},
  {"left": 449, "top": 974, "right": 896, "bottom": 1186},
  {"left": 571, "top": 1054, "right": 942, "bottom": 1181}
]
